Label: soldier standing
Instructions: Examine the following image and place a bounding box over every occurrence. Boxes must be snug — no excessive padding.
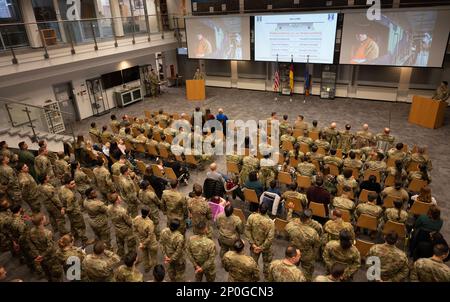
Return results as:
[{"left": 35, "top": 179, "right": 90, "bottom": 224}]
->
[
  {"left": 186, "top": 221, "right": 217, "bottom": 282},
  {"left": 376, "top": 127, "right": 395, "bottom": 154},
  {"left": 56, "top": 234, "right": 86, "bottom": 281},
  {"left": 223, "top": 239, "right": 260, "bottom": 282},
  {"left": 410, "top": 244, "right": 450, "bottom": 282},
  {"left": 161, "top": 180, "right": 188, "bottom": 234},
  {"left": 133, "top": 207, "right": 158, "bottom": 273},
  {"left": 138, "top": 180, "right": 162, "bottom": 240},
  {"left": 187, "top": 184, "right": 213, "bottom": 237},
  {"left": 267, "top": 246, "right": 306, "bottom": 282},
  {"left": 355, "top": 124, "right": 374, "bottom": 149},
  {"left": 38, "top": 173, "right": 67, "bottom": 235},
  {"left": 322, "top": 122, "right": 340, "bottom": 150},
  {"left": 18, "top": 141, "right": 36, "bottom": 180},
  {"left": 17, "top": 163, "right": 41, "bottom": 213},
  {"left": 53, "top": 152, "right": 70, "bottom": 182},
  {"left": 73, "top": 161, "right": 92, "bottom": 199},
  {"left": 244, "top": 203, "right": 274, "bottom": 280},
  {"left": 338, "top": 124, "right": 354, "bottom": 155},
  {"left": 0, "top": 155, "right": 22, "bottom": 205},
  {"left": 84, "top": 188, "right": 111, "bottom": 247},
  {"left": 117, "top": 165, "right": 140, "bottom": 218},
  {"left": 216, "top": 204, "right": 244, "bottom": 260},
  {"left": 108, "top": 193, "right": 137, "bottom": 258},
  {"left": 114, "top": 251, "right": 144, "bottom": 282},
  {"left": 93, "top": 158, "right": 115, "bottom": 199},
  {"left": 82, "top": 241, "right": 121, "bottom": 282},
  {"left": 160, "top": 219, "right": 186, "bottom": 282},
  {"left": 35, "top": 147, "right": 56, "bottom": 184}
]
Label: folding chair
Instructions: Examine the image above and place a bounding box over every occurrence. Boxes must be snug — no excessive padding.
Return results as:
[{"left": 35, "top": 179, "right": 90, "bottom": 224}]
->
[
  {"left": 309, "top": 131, "right": 319, "bottom": 141},
  {"left": 274, "top": 218, "right": 288, "bottom": 238},
  {"left": 175, "top": 155, "right": 184, "bottom": 163},
  {"left": 243, "top": 189, "right": 259, "bottom": 204},
  {"left": 355, "top": 239, "right": 375, "bottom": 260},
  {"left": 185, "top": 155, "right": 199, "bottom": 167},
  {"left": 135, "top": 143, "right": 146, "bottom": 153},
  {"left": 317, "top": 147, "right": 326, "bottom": 155},
  {"left": 408, "top": 179, "right": 427, "bottom": 193},
  {"left": 329, "top": 164, "right": 340, "bottom": 176},
  {"left": 135, "top": 160, "right": 147, "bottom": 175},
  {"left": 336, "top": 149, "right": 343, "bottom": 159},
  {"left": 336, "top": 185, "right": 355, "bottom": 200},
  {"left": 363, "top": 170, "right": 381, "bottom": 183},
  {"left": 384, "top": 175, "right": 395, "bottom": 187},
  {"left": 287, "top": 197, "right": 303, "bottom": 212},
  {"left": 293, "top": 129, "right": 302, "bottom": 139},
  {"left": 278, "top": 171, "right": 292, "bottom": 185},
  {"left": 226, "top": 161, "right": 240, "bottom": 175},
  {"left": 407, "top": 162, "right": 420, "bottom": 172},
  {"left": 144, "top": 110, "right": 152, "bottom": 119},
  {"left": 309, "top": 202, "right": 327, "bottom": 218},
  {"left": 382, "top": 220, "right": 406, "bottom": 239},
  {"left": 340, "top": 209, "right": 352, "bottom": 223},
  {"left": 351, "top": 168, "right": 359, "bottom": 179},
  {"left": 359, "top": 189, "right": 376, "bottom": 203},
  {"left": 158, "top": 147, "right": 170, "bottom": 159},
  {"left": 282, "top": 141, "right": 294, "bottom": 152},
  {"left": 131, "top": 128, "right": 140, "bottom": 138},
  {"left": 297, "top": 175, "right": 311, "bottom": 190},
  {"left": 409, "top": 200, "right": 432, "bottom": 216},
  {"left": 289, "top": 157, "right": 299, "bottom": 168},
  {"left": 356, "top": 214, "right": 378, "bottom": 231},
  {"left": 312, "top": 160, "right": 320, "bottom": 172},
  {"left": 164, "top": 167, "right": 178, "bottom": 181},
  {"left": 151, "top": 164, "right": 164, "bottom": 178},
  {"left": 124, "top": 140, "right": 134, "bottom": 152},
  {"left": 300, "top": 143, "right": 310, "bottom": 154},
  {"left": 234, "top": 208, "right": 246, "bottom": 224},
  {"left": 386, "top": 158, "right": 396, "bottom": 168},
  {"left": 147, "top": 144, "right": 159, "bottom": 157},
  {"left": 382, "top": 195, "right": 396, "bottom": 208}
]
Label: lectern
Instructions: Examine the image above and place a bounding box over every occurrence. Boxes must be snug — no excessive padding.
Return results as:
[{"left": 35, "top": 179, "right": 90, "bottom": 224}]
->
[
  {"left": 186, "top": 79, "right": 205, "bottom": 101},
  {"left": 408, "top": 95, "right": 447, "bottom": 129}
]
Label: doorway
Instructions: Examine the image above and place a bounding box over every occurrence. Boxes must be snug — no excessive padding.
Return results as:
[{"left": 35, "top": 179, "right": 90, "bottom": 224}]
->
[{"left": 52, "top": 82, "right": 80, "bottom": 127}]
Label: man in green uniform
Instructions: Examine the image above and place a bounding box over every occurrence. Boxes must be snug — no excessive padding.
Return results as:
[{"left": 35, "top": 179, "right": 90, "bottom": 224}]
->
[
  {"left": 160, "top": 218, "right": 186, "bottom": 282},
  {"left": 133, "top": 207, "right": 158, "bottom": 273}
]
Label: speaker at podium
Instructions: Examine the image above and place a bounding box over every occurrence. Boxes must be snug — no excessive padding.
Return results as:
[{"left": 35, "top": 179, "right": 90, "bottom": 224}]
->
[{"left": 408, "top": 95, "right": 447, "bottom": 129}]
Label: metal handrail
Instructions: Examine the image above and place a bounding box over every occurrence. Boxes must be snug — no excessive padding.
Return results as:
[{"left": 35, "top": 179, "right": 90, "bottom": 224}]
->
[{"left": 0, "top": 97, "right": 73, "bottom": 115}]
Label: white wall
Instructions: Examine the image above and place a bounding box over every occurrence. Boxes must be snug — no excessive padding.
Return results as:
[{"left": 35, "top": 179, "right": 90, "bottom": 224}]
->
[{"left": 163, "top": 49, "right": 178, "bottom": 78}]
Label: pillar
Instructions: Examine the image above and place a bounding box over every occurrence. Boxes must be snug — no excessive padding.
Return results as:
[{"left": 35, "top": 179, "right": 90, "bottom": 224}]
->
[
  {"left": 231, "top": 60, "right": 238, "bottom": 88},
  {"left": 144, "top": 0, "right": 158, "bottom": 33},
  {"left": 19, "top": 0, "right": 42, "bottom": 48},
  {"left": 109, "top": 0, "right": 124, "bottom": 37},
  {"left": 52, "top": 0, "right": 67, "bottom": 42}
]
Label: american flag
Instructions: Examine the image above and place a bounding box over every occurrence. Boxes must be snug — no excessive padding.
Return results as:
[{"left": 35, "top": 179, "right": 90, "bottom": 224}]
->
[{"left": 274, "top": 55, "right": 280, "bottom": 92}]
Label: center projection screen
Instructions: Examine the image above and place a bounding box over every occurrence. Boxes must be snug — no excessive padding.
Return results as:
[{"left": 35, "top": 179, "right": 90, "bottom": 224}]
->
[
  {"left": 340, "top": 9, "right": 450, "bottom": 67},
  {"left": 254, "top": 13, "right": 338, "bottom": 63},
  {"left": 185, "top": 16, "right": 251, "bottom": 60}
]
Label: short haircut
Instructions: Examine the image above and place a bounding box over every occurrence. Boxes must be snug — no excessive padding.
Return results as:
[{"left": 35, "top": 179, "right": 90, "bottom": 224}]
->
[
  {"left": 140, "top": 206, "right": 150, "bottom": 217},
  {"left": 283, "top": 114, "right": 288, "bottom": 120},
  {"left": 368, "top": 193, "right": 378, "bottom": 202},
  {"left": 433, "top": 244, "right": 449, "bottom": 257},
  {"left": 224, "top": 205, "right": 234, "bottom": 217},
  {"left": 289, "top": 182, "right": 298, "bottom": 191},
  {"left": 385, "top": 231, "right": 398, "bottom": 245},
  {"left": 62, "top": 174, "right": 73, "bottom": 185},
  {"left": 111, "top": 114, "right": 117, "bottom": 120},
  {"left": 443, "top": 81, "right": 448, "bottom": 86},
  {"left": 311, "top": 144, "right": 318, "bottom": 152},
  {"left": 343, "top": 169, "right": 352, "bottom": 179},
  {"left": 259, "top": 202, "right": 269, "bottom": 215},
  {"left": 93, "top": 241, "right": 105, "bottom": 255},
  {"left": 339, "top": 230, "right": 352, "bottom": 250},
  {"left": 248, "top": 171, "right": 258, "bottom": 182},
  {"left": 170, "top": 179, "right": 178, "bottom": 189},
  {"left": 330, "top": 263, "right": 346, "bottom": 279},
  {"left": 285, "top": 246, "right": 298, "bottom": 258},
  {"left": 91, "top": 122, "right": 96, "bottom": 128},
  {"left": 32, "top": 213, "right": 44, "bottom": 226},
  {"left": 196, "top": 221, "right": 207, "bottom": 231},
  {"left": 233, "top": 239, "right": 245, "bottom": 253},
  {"left": 368, "top": 175, "right": 377, "bottom": 183},
  {"left": 120, "top": 165, "right": 128, "bottom": 175},
  {"left": 96, "top": 158, "right": 104, "bottom": 166},
  {"left": 193, "top": 183, "right": 202, "bottom": 196},
  {"left": 153, "top": 264, "right": 165, "bottom": 282},
  {"left": 10, "top": 204, "right": 22, "bottom": 214},
  {"left": 330, "top": 149, "right": 337, "bottom": 156},
  {"left": 18, "top": 141, "right": 26, "bottom": 149},
  {"left": 140, "top": 180, "right": 150, "bottom": 190},
  {"left": 85, "top": 187, "right": 94, "bottom": 197},
  {"left": 124, "top": 251, "right": 137, "bottom": 267},
  {"left": 349, "top": 151, "right": 356, "bottom": 159},
  {"left": 169, "top": 219, "right": 180, "bottom": 232}
]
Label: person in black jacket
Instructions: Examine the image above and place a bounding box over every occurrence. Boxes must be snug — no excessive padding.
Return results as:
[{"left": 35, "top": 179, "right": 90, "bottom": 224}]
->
[
  {"left": 143, "top": 166, "right": 168, "bottom": 199},
  {"left": 359, "top": 175, "right": 382, "bottom": 204}
]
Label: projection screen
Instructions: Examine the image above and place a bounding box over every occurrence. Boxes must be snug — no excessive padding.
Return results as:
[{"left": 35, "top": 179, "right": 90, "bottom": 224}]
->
[
  {"left": 339, "top": 8, "right": 450, "bottom": 67},
  {"left": 185, "top": 16, "right": 251, "bottom": 60}
]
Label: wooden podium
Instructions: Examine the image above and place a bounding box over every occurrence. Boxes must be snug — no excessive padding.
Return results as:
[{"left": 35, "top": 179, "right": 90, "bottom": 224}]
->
[
  {"left": 408, "top": 95, "right": 446, "bottom": 129},
  {"left": 186, "top": 79, "right": 205, "bottom": 101}
]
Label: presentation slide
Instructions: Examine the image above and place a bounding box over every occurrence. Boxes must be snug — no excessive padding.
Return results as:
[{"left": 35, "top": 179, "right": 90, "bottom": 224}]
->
[
  {"left": 340, "top": 9, "right": 450, "bottom": 67},
  {"left": 254, "top": 13, "right": 338, "bottom": 63},
  {"left": 186, "top": 16, "right": 251, "bottom": 60}
]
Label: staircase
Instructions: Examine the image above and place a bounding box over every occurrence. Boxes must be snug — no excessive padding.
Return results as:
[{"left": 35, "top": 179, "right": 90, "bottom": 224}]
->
[{"left": 0, "top": 127, "right": 74, "bottom": 152}]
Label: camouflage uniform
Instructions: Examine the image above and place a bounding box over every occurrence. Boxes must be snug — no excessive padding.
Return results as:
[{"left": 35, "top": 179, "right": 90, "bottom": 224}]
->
[
  {"left": 10, "top": 214, "right": 33, "bottom": 269},
  {"left": 54, "top": 159, "right": 70, "bottom": 181},
  {"left": 161, "top": 189, "right": 188, "bottom": 234},
  {"left": 74, "top": 169, "right": 92, "bottom": 198},
  {"left": 133, "top": 215, "right": 158, "bottom": 272},
  {"left": 117, "top": 175, "right": 140, "bottom": 218},
  {"left": 187, "top": 196, "right": 213, "bottom": 237},
  {"left": 111, "top": 162, "right": 125, "bottom": 176},
  {"left": 35, "top": 154, "right": 55, "bottom": 181},
  {"left": 322, "top": 218, "right": 355, "bottom": 244},
  {"left": 409, "top": 152, "right": 432, "bottom": 170},
  {"left": 84, "top": 198, "right": 110, "bottom": 247},
  {"left": 186, "top": 234, "right": 217, "bottom": 281},
  {"left": 314, "top": 139, "right": 330, "bottom": 151},
  {"left": 296, "top": 136, "right": 314, "bottom": 147},
  {"left": 367, "top": 243, "right": 409, "bottom": 282},
  {"left": 259, "top": 165, "right": 276, "bottom": 189},
  {"left": 59, "top": 186, "right": 88, "bottom": 245},
  {"left": 364, "top": 160, "right": 387, "bottom": 175},
  {"left": 336, "top": 175, "right": 358, "bottom": 192},
  {"left": 114, "top": 265, "right": 144, "bottom": 282},
  {"left": 39, "top": 183, "right": 67, "bottom": 235},
  {"left": 93, "top": 166, "right": 115, "bottom": 197},
  {"left": 383, "top": 208, "right": 408, "bottom": 224},
  {"left": 267, "top": 259, "right": 306, "bottom": 282},
  {"left": 108, "top": 204, "right": 137, "bottom": 258},
  {"left": 0, "top": 209, "right": 13, "bottom": 252},
  {"left": 338, "top": 130, "right": 354, "bottom": 154},
  {"left": 343, "top": 158, "right": 363, "bottom": 171},
  {"left": 282, "top": 190, "right": 308, "bottom": 210},
  {"left": 18, "top": 171, "right": 41, "bottom": 213},
  {"left": 57, "top": 245, "right": 85, "bottom": 281},
  {"left": 245, "top": 212, "right": 275, "bottom": 280},
  {"left": 375, "top": 133, "right": 395, "bottom": 154},
  {"left": 314, "top": 275, "right": 337, "bottom": 282},
  {"left": 0, "top": 164, "right": 22, "bottom": 204},
  {"left": 387, "top": 148, "right": 410, "bottom": 164},
  {"left": 355, "top": 130, "right": 374, "bottom": 149},
  {"left": 323, "top": 155, "right": 343, "bottom": 169},
  {"left": 285, "top": 218, "right": 320, "bottom": 281},
  {"left": 279, "top": 121, "right": 290, "bottom": 136},
  {"left": 160, "top": 227, "right": 186, "bottom": 282},
  {"left": 322, "top": 127, "right": 340, "bottom": 149},
  {"left": 296, "top": 162, "right": 316, "bottom": 179},
  {"left": 410, "top": 257, "right": 450, "bottom": 282},
  {"left": 216, "top": 212, "right": 244, "bottom": 259},
  {"left": 239, "top": 156, "right": 259, "bottom": 185},
  {"left": 354, "top": 203, "right": 382, "bottom": 221},
  {"left": 323, "top": 240, "right": 361, "bottom": 280},
  {"left": 307, "top": 151, "right": 324, "bottom": 165},
  {"left": 28, "top": 226, "right": 63, "bottom": 281},
  {"left": 280, "top": 134, "right": 296, "bottom": 145},
  {"left": 223, "top": 250, "right": 260, "bottom": 282},
  {"left": 138, "top": 188, "right": 162, "bottom": 239},
  {"left": 332, "top": 195, "right": 355, "bottom": 213},
  {"left": 382, "top": 186, "right": 409, "bottom": 204},
  {"left": 82, "top": 250, "right": 121, "bottom": 281}
]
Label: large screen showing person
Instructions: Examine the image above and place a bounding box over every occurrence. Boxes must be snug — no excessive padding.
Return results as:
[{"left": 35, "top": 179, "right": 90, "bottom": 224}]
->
[
  {"left": 254, "top": 13, "right": 338, "bottom": 63},
  {"left": 185, "top": 16, "right": 251, "bottom": 60},
  {"left": 340, "top": 9, "right": 450, "bottom": 67}
]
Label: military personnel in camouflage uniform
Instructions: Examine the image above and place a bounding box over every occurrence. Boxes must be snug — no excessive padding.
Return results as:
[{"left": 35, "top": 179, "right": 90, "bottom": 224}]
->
[
  {"left": 111, "top": 156, "right": 127, "bottom": 176},
  {"left": 56, "top": 234, "right": 86, "bottom": 281},
  {"left": 187, "top": 184, "right": 213, "bottom": 237},
  {"left": 381, "top": 181, "right": 409, "bottom": 205},
  {"left": 410, "top": 244, "right": 450, "bottom": 282},
  {"left": 296, "top": 129, "right": 314, "bottom": 147},
  {"left": 160, "top": 219, "right": 186, "bottom": 282},
  {"left": 387, "top": 142, "right": 410, "bottom": 165},
  {"left": 138, "top": 180, "right": 162, "bottom": 240},
  {"left": 314, "top": 263, "right": 346, "bottom": 282},
  {"left": 110, "top": 114, "right": 121, "bottom": 132},
  {"left": 285, "top": 210, "right": 320, "bottom": 281},
  {"left": 108, "top": 193, "right": 137, "bottom": 258},
  {"left": 382, "top": 200, "right": 408, "bottom": 225},
  {"left": 38, "top": 173, "right": 67, "bottom": 235},
  {"left": 279, "top": 115, "right": 290, "bottom": 136},
  {"left": 336, "top": 170, "right": 358, "bottom": 192},
  {"left": 314, "top": 132, "right": 331, "bottom": 152},
  {"left": 84, "top": 188, "right": 110, "bottom": 247},
  {"left": 307, "top": 145, "right": 325, "bottom": 165},
  {"left": 280, "top": 127, "right": 296, "bottom": 146},
  {"left": 343, "top": 151, "right": 363, "bottom": 171},
  {"left": 245, "top": 203, "right": 274, "bottom": 280},
  {"left": 133, "top": 207, "right": 158, "bottom": 272},
  {"left": 17, "top": 163, "right": 41, "bottom": 213},
  {"left": 161, "top": 180, "right": 188, "bottom": 234},
  {"left": 28, "top": 213, "right": 63, "bottom": 281},
  {"left": 332, "top": 188, "right": 355, "bottom": 213},
  {"left": 409, "top": 147, "right": 432, "bottom": 170},
  {"left": 364, "top": 152, "right": 387, "bottom": 174},
  {"left": 323, "top": 149, "right": 344, "bottom": 169},
  {"left": 355, "top": 124, "right": 374, "bottom": 149},
  {"left": 338, "top": 124, "right": 354, "bottom": 155},
  {"left": 82, "top": 241, "right": 121, "bottom": 281},
  {"left": 0, "top": 155, "right": 22, "bottom": 204},
  {"left": 35, "top": 147, "right": 55, "bottom": 184},
  {"left": 322, "top": 122, "right": 340, "bottom": 149},
  {"left": 0, "top": 197, "right": 13, "bottom": 253},
  {"left": 9, "top": 204, "right": 34, "bottom": 270},
  {"left": 296, "top": 156, "right": 317, "bottom": 179},
  {"left": 53, "top": 152, "right": 70, "bottom": 181},
  {"left": 93, "top": 158, "right": 115, "bottom": 198},
  {"left": 114, "top": 251, "right": 144, "bottom": 282},
  {"left": 117, "top": 165, "right": 140, "bottom": 218},
  {"left": 366, "top": 232, "right": 409, "bottom": 282},
  {"left": 239, "top": 154, "right": 259, "bottom": 185},
  {"left": 354, "top": 193, "right": 382, "bottom": 221},
  {"left": 73, "top": 162, "right": 92, "bottom": 199},
  {"left": 375, "top": 128, "right": 395, "bottom": 154},
  {"left": 223, "top": 239, "right": 260, "bottom": 282},
  {"left": 323, "top": 209, "right": 355, "bottom": 244},
  {"left": 187, "top": 221, "right": 217, "bottom": 282},
  {"left": 282, "top": 182, "right": 308, "bottom": 209},
  {"left": 101, "top": 125, "right": 114, "bottom": 142},
  {"left": 216, "top": 204, "right": 244, "bottom": 259},
  {"left": 259, "top": 155, "right": 276, "bottom": 189},
  {"left": 59, "top": 174, "right": 89, "bottom": 246},
  {"left": 323, "top": 230, "right": 361, "bottom": 281},
  {"left": 268, "top": 246, "right": 306, "bottom": 282}
]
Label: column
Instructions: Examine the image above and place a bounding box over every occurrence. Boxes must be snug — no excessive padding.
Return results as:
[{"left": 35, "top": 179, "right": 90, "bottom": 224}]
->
[
  {"left": 144, "top": 0, "right": 158, "bottom": 33},
  {"left": 19, "top": 0, "right": 42, "bottom": 48},
  {"left": 109, "top": 0, "right": 124, "bottom": 37},
  {"left": 93, "top": 0, "right": 104, "bottom": 38},
  {"left": 397, "top": 67, "right": 412, "bottom": 102},
  {"left": 52, "top": 0, "right": 67, "bottom": 42},
  {"left": 231, "top": 60, "right": 238, "bottom": 88}
]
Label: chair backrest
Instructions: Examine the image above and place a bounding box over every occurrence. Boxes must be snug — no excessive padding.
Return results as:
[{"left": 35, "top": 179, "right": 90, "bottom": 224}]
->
[
  {"left": 234, "top": 208, "right": 246, "bottom": 224},
  {"left": 293, "top": 129, "right": 302, "bottom": 138},
  {"left": 355, "top": 239, "right": 375, "bottom": 259},
  {"left": 124, "top": 140, "right": 134, "bottom": 152},
  {"left": 359, "top": 189, "right": 376, "bottom": 203},
  {"left": 356, "top": 214, "right": 378, "bottom": 231},
  {"left": 336, "top": 185, "right": 355, "bottom": 200},
  {"left": 336, "top": 149, "right": 343, "bottom": 159},
  {"left": 151, "top": 164, "right": 164, "bottom": 178},
  {"left": 317, "top": 147, "right": 326, "bottom": 155},
  {"left": 300, "top": 143, "right": 310, "bottom": 154},
  {"left": 408, "top": 179, "right": 427, "bottom": 193},
  {"left": 175, "top": 155, "right": 184, "bottom": 163},
  {"left": 386, "top": 158, "right": 396, "bottom": 168},
  {"left": 409, "top": 200, "right": 432, "bottom": 216},
  {"left": 159, "top": 146, "right": 170, "bottom": 159},
  {"left": 282, "top": 140, "right": 294, "bottom": 152},
  {"left": 131, "top": 127, "right": 140, "bottom": 138},
  {"left": 147, "top": 144, "right": 159, "bottom": 157},
  {"left": 351, "top": 168, "right": 359, "bottom": 179},
  {"left": 407, "top": 162, "right": 420, "bottom": 172},
  {"left": 144, "top": 110, "right": 152, "bottom": 119},
  {"left": 278, "top": 171, "right": 292, "bottom": 185},
  {"left": 401, "top": 144, "right": 408, "bottom": 152},
  {"left": 243, "top": 188, "right": 259, "bottom": 204},
  {"left": 274, "top": 218, "right": 288, "bottom": 233},
  {"left": 363, "top": 170, "right": 381, "bottom": 183},
  {"left": 277, "top": 152, "right": 285, "bottom": 165},
  {"left": 340, "top": 209, "right": 351, "bottom": 222},
  {"left": 135, "top": 160, "right": 147, "bottom": 175},
  {"left": 382, "top": 220, "right": 406, "bottom": 238},
  {"left": 309, "top": 202, "right": 327, "bottom": 218},
  {"left": 384, "top": 175, "right": 395, "bottom": 187},
  {"left": 81, "top": 167, "right": 95, "bottom": 180},
  {"left": 166, "top": 134, "right": 173, "bottom": 144},
  {"left": 164, "top": 167, "right": 178, "bottom": 181},
  {"left": 185, "top": 155, "right": 199, "bottom": 166},
  {"left": 311, "top": 160, "right": 320, "bottom": 172},
  {"left": 329, "top": 164, "right": 340, "bottom": 176},
  {"left": 309, "top": 131, "right": 319, "bottom": 141},
  {"left": 135, "top": 143, "right": 146, "bottom": 153},
  {"left": 153, "top": 132, "right": 162, "bottom": 142},
  {"left": 297, "top": 175, "right": 311, "bottom": 190},
  {"left": 226, "top": 161, "right": 240, "bottom": 175},
  {"left": 287, "top": 197, "right": 303, "bottom": 212},
  {"left": 289, "top": 157, "right": 299, "bottom": 168}
]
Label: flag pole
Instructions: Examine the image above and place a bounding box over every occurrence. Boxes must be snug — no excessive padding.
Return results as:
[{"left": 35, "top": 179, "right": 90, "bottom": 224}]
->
[
  {"left": 304, "top": 55, "right": 309, "bottom": 104},
  {"left": 290, "top": 54, "right": 293, "bottom": 103},
  {"left": 274, "top": 54, "right": 278, "bottom": 101}
]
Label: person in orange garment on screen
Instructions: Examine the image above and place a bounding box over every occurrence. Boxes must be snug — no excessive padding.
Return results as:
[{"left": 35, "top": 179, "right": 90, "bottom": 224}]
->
[
  {"left": 195, "top": 33, "right": 213, "bottom": 58},
  {"left": 351, "top": 33, "right": 379, "bottom": 64}
]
